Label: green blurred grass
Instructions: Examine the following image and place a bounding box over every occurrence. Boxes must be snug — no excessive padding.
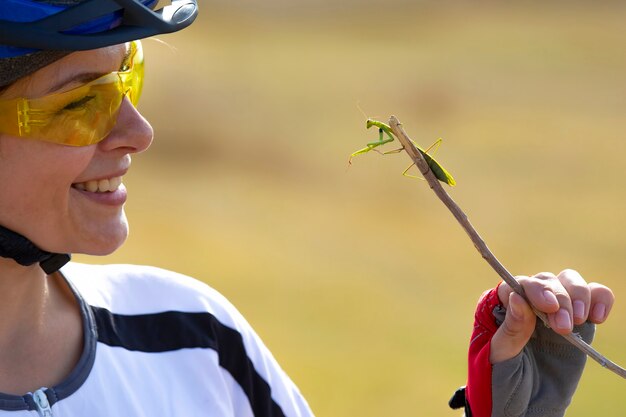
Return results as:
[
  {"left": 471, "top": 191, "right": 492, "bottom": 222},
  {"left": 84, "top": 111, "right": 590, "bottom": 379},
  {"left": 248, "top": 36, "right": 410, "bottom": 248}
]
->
[{"left": 77, "top": 2, "right": 626, "bottom": 415}]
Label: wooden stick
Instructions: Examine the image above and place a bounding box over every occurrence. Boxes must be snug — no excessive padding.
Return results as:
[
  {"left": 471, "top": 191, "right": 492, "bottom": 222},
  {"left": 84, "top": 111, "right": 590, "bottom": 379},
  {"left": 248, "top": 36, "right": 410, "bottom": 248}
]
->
[{"left": 388, "top": 115, "right": 626, "bottom": 379}]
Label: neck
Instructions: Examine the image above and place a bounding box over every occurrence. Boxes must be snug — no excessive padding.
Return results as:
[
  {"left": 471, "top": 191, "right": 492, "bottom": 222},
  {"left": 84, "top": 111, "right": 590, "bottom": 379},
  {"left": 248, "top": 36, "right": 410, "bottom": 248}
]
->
[
  {"left": 0, "top": 258, "right": 49, "bottom": 339},
  {"left": 0, "top": 257, "right": 83, "bottom": 394}
]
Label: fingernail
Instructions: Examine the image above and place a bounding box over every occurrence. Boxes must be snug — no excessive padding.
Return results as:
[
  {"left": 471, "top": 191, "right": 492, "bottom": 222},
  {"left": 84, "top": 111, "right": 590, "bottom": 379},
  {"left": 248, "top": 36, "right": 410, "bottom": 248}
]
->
[
  {"left": 556, "top": 308, "right": 572, "bottom": 330},
  {"left": 573, "top": 300, "right": 585, "bottom": 321},
  {"left": 543, "top": 290, "right": 558, "bottom": 306},
  {"left": 592, "top": 303, "right": 606, "bottom": 322},
  {"left": 509, "top": 294, "right": 523, "bottom": 320}
]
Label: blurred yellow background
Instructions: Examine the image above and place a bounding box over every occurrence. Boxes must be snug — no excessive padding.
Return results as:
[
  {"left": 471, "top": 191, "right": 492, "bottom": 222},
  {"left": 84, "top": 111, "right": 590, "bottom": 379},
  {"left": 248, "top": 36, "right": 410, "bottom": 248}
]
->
[{"left": 76, "top": 1, "right": 626, "bottom": 415}]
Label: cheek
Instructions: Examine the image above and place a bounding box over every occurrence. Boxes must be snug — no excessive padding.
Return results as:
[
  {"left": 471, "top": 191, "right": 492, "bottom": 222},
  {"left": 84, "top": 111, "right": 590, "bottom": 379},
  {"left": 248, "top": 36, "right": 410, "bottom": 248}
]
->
[{"left": 0, "top": 139, "right": 94, "bottom": 229}]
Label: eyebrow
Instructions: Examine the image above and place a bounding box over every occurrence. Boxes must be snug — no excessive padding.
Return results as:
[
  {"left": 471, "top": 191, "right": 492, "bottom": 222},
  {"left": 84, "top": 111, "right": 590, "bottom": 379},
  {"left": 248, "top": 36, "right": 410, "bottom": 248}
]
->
[{"left": 45, "top": 46, "right": 133, "bottom": 95}]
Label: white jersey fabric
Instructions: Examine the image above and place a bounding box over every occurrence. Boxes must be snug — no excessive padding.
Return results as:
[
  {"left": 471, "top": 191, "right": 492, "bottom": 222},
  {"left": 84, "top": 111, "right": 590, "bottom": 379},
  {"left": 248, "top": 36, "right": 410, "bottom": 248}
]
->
[{"left": 0, "top": 263, "right": 315, "bottom": 417}]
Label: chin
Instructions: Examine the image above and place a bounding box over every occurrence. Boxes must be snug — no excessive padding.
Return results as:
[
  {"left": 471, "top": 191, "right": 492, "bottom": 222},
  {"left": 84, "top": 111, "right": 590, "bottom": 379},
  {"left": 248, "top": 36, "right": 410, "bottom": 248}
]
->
[
  {"left": 51, "top": 219, "right": 130, "bottom": 256},
  {"left": 79, "top": 223, "right": 130, "bottom": 256},
  {"left": 82, "top": 237, "right": 127, "bottom": 256},
  {"left": 21, "top": 211, "right": 131, "bottom": 257},
  {"left": 47, "top": 231, "right": 127, "bottom": 257}
]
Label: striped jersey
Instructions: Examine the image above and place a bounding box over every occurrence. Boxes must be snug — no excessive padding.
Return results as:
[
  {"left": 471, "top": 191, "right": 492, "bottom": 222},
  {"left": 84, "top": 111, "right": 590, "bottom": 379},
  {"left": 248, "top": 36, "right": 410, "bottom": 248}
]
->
[{"left": 0, "top": 263, "right": 315, "bottom": 417}]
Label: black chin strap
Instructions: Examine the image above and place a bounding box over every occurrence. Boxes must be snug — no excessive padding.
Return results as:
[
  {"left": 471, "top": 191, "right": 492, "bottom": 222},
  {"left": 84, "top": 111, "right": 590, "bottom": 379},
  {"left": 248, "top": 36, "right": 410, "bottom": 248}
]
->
[{"left": 0, "top": 225, "right": 71, "bottom": 274}]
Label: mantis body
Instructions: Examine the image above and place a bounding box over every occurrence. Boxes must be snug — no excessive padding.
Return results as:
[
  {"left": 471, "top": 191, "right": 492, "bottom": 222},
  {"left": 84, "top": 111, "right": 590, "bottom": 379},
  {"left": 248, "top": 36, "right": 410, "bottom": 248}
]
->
[{"left": 350, "top": 119, "right": 456, "bottom": 186}]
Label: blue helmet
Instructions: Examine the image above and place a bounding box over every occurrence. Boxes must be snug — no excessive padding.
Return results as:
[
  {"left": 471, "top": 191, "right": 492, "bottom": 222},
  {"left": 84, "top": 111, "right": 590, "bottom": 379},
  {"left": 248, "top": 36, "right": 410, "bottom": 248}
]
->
[
  {"left": 0, "top": 0, "right": 197, "bottom": 55},
  {"left": 0, "top": 0, "right": 198, "bottom": 86}
]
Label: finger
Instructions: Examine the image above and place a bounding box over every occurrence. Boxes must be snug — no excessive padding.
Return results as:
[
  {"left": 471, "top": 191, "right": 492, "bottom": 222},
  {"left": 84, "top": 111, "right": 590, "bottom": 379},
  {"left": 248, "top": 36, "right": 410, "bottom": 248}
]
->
[
  {"left": 490, "top": 292, "right": 537, "bottom": 364},
  {"left": 519, "top": 272, "right": 573, "bottom": 334},
  {"left": 588, "top": 282, "right": 615, "bottom": 324},
  {"left": 497, "top": 280, "right": 513, "bottom": 308},
  {"left": 496, "top": 276, "right": 533, "bottom": 309},
  {"left": 556, "top": 269, "right": 591, "bottom": 325},
  {"left": 517, "top": 272, "right": 561, "bottom": 313},
  {"left": 498, "top": 273, "right": 578, "bottom": 333},
  {"left": 497, "top": 275, "right": 562, "bottom": 328}
]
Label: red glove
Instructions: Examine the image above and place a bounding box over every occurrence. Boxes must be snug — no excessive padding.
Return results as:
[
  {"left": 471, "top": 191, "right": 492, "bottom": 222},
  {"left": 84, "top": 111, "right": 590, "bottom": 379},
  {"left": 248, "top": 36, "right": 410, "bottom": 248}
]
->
[{"left": 465, "top": 284, "right": 502, "bottom": 417}]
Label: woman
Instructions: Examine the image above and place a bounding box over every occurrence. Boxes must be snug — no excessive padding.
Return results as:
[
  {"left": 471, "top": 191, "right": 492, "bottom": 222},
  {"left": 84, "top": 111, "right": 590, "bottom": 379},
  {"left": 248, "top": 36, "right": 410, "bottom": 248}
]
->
[
  {"left": 0, "top": 1, "right": 615, "bottom": 417},
  {"left": 0, "top": 1, "right": 314, "bottom": 416}
]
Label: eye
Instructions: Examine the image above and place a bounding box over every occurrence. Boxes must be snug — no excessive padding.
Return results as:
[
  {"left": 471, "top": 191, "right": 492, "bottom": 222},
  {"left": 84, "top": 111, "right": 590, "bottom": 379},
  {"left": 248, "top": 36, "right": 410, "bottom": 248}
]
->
[{"left": 63, "top": 94, "right": 96, "bottom": 110}]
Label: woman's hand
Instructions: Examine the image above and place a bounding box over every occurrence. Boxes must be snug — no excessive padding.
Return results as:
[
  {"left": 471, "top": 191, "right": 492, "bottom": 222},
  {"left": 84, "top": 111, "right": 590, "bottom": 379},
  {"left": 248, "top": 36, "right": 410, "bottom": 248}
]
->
[
  {"left": 458, "top": 269, "right": 615, "bottom": 417},
  {"left": 490, "top": 269, "right": 614, "bottom": 364}
]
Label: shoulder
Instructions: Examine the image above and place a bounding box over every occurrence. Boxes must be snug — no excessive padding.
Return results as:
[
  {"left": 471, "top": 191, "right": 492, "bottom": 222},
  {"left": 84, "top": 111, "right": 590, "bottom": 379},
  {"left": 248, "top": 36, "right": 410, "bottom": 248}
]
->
[
  {"left": 61, "top": 262, "right": 260, "bottom": 364},
  {"left": 60, "top": 262, "right": 241, "bottom": 325}
]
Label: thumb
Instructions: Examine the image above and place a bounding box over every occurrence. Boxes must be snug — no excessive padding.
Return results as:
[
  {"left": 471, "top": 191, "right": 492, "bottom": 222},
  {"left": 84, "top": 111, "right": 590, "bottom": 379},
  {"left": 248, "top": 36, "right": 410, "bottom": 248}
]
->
[{"left": 490, "top": 292, "right": 537, "bottom": 364}]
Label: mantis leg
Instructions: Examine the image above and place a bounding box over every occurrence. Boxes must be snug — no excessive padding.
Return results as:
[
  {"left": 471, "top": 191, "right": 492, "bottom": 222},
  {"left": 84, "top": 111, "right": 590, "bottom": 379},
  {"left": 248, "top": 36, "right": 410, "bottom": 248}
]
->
[
  {"left": 421, "top": 138, "right": 442, "bottom": 156},
  {"left": 366, "top": 128, "right": 394, "bottom": 148},
  {"left": 350, "top": 145, "right": 375, "bottom": 158},
  {"left": 401, "top": 138, "right": 442, "bottom": 180},
  {"left": 395, "top": 138, "right": 444, "bottom": 176},
  {"left": 384, "top": 138, "right": 444, "bottom": 156},
  {"left": 348, "top": 144, "right": 377, "bottom": 164},
  {"left": 401, "top": 162, "right": 425, "bottom": 180},
  {"left": 382, "top": 147, "right": 404, "bottom": 155},
  {"left": 349, "top": 128, "right": 395, "bottom": 164},
  {"left": 383, "top": 138, "right": 443, "bottom": 170}
]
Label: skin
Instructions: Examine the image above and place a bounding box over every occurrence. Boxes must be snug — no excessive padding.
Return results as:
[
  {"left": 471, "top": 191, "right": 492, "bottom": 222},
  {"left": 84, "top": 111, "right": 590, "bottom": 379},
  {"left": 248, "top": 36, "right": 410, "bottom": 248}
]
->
[
  {"left": 0, "top": 44, "right": 153, "bottom": 394},
  {"left": 490, "top": 269, "right": 615, "bottom": 364}
]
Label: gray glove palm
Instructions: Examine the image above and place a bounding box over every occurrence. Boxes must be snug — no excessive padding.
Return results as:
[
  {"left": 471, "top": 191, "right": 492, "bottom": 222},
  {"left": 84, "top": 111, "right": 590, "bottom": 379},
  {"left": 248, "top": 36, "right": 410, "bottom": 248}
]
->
[{"left": 491, "top": 305, "right": 595, "bottom": 417}]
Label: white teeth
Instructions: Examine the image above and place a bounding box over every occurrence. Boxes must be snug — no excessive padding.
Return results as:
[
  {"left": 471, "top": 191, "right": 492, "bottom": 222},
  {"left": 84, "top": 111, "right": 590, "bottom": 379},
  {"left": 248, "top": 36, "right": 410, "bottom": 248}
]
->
[
  {"left": 109, "top": 176, "right": 122, "bottom": 190},
  {"left": 73, "top": 176, "right": 123, "bottom": 193},
  {"left": 98, "top": 178, "right": 110, "bottom": 192},
  {"left": 85, "top": 181, "right": 98, "bottom": 192}
]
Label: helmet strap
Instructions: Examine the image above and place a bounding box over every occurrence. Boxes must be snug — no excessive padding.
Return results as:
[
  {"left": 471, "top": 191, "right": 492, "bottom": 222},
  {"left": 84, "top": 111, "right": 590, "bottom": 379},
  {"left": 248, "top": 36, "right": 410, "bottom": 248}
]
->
[{"left": 0, "top": 225, "right": 71, "bottom": 274}]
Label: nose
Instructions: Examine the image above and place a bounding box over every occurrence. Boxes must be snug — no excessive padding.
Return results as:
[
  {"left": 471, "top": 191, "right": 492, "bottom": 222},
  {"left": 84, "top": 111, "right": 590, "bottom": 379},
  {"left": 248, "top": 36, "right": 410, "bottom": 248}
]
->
[{"left": 97, "top": 97, "right": 154, "bottom": 154}]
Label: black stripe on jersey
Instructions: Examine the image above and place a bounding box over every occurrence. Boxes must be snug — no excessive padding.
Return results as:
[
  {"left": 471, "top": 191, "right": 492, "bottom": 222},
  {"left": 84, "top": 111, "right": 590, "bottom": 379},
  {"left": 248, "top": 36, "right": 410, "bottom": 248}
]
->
[{"left": 91, "top": 306, "right": 287, "bottom": 417}]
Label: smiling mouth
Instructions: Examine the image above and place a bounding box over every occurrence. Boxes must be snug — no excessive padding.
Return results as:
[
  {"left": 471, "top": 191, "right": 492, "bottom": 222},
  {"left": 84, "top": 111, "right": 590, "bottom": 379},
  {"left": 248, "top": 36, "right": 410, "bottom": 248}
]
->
[{"left": 72, "top": 176, "right": 123, "bottom": 193}]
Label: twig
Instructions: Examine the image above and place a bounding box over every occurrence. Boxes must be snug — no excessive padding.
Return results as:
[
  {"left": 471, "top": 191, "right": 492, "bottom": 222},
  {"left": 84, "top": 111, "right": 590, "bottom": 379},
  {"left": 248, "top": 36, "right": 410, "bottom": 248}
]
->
[{"left": 388, "top": 115, "right": 626, "bottom": 379}]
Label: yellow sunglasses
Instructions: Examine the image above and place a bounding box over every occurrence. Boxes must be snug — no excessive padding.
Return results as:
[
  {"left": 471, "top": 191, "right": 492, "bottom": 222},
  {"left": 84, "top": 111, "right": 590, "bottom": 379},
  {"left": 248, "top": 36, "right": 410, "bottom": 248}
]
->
[{"left": 0, "top": 40, "right": 144, "bottom": 147}]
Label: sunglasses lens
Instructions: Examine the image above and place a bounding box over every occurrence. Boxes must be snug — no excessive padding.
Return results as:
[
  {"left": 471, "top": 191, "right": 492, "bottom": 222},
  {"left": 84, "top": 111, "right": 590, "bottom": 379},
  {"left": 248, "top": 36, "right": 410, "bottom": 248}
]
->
[
  {"left": 40, "top": 87, "right": 125, "bottom": 146},
  {"left": 118, "top": 40, "right": 144, "bottom": 107},
  {"left": 129, "top": 43, "right": 144, "bottom": 106},
  {"left": 0, "top": 41, "right": 144, "bottom": 146}
]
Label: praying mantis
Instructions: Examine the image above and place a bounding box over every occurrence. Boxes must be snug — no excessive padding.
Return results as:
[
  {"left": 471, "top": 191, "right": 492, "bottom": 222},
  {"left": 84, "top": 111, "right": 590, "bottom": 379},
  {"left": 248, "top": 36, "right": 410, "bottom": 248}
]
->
[{"left": 349, "top": 118, "right": 456, "bottom": 186}]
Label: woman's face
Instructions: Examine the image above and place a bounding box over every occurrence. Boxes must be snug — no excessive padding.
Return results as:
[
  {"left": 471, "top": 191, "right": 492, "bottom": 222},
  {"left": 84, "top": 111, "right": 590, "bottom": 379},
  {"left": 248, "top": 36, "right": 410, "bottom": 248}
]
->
[{"left": 0, "top": 44, "right": 153, "bottom": 255}]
